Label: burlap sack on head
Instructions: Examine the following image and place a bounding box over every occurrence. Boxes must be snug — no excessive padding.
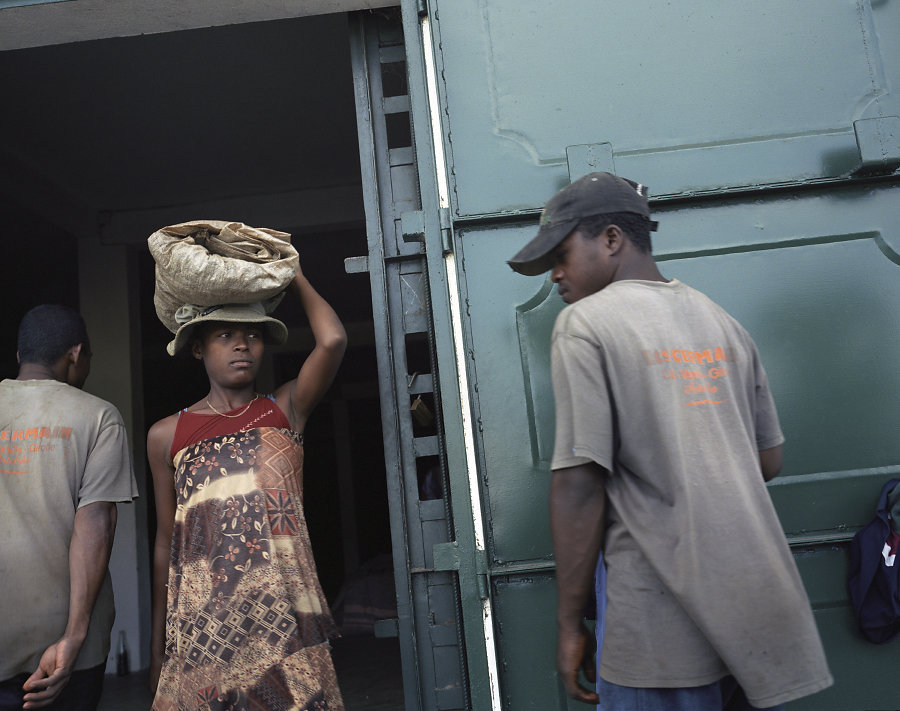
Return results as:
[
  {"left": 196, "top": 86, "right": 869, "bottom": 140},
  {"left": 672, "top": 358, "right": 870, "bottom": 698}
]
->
[{"left": 149, "top": 220, "right": 299, "bottom": 333}]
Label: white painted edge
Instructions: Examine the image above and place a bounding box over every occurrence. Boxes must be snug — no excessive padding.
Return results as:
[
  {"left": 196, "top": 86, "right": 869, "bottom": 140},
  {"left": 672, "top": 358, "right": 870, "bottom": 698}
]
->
[
  {"left": 443, "top": 252, "right": 487, "bottom": 553},
  {"left": 445, "top": 251, "right": 504, "bottom": 711},
  {"left": 421, "top": 17, "right": 450, "bottom": 209},
  {"left": 423, "top": 16, "right": 502, "bottom": 709}
]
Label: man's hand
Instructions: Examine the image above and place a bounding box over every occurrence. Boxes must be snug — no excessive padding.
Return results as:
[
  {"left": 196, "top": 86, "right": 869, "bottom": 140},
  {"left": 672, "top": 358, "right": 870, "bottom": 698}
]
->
[
  {"left": 21, "top": 635, "right": 83, "bottom": 709},
  {"left": 557, "top": 621, "right": 599, "bottom": 705},
  {"left": 550, "top": 463, "right": 606, "bottom": 704},
  {"left": 21, "top": 501, "right": 117, "bottom": 708}
]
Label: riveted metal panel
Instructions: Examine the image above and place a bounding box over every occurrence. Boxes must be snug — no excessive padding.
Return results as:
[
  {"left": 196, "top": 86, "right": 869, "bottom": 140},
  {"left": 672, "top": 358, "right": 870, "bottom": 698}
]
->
[
  {"left": 452, "top": 181, "right": 900, "bottom": 709},
  {"left": 427, "top": 0, "right": 900, "bottom": 217}
]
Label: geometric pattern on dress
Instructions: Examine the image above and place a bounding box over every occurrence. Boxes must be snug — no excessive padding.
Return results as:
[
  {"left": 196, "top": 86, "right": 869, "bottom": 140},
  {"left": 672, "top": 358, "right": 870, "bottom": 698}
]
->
[
  {"left": 238, "top": 590, "right": 297, "bottom": 647},
  {"left": 282, "top": 642, "right": 344, "bottom": 710},
  {"left": 196, "top": 685, "right": 220, "bottom": 706},
  {"left": 177, "top": 602, "right": 250, "bottom": 671},
  {"left": 182, "top": 507, "right": 216, "bottom": 565},
  {"left": 246, "top": 664, "right": 293, "bottom": 711},
  {"left": 256, "top": 429, "right": 304, "bottom": 492},
  {"left": 265, "top": 488, "right": 300, "bottom": 536}
]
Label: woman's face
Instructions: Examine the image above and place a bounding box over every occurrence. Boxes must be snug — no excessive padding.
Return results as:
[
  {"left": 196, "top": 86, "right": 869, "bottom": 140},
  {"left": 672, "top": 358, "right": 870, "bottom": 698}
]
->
[{"left": 192, "top": 322, "right": 265, "bottom": 387}]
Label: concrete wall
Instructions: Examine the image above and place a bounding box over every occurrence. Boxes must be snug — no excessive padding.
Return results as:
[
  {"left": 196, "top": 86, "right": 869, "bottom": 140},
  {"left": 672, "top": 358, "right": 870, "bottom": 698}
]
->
[{"left": 78, "top": 237, "right": 150, "bottom": 673}]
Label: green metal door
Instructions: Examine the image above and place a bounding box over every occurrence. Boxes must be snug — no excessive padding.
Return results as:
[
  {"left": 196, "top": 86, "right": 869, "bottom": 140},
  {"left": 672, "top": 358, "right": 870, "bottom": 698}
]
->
[{"left": 376, "top": 1, "right": 900, "bottom": 709}]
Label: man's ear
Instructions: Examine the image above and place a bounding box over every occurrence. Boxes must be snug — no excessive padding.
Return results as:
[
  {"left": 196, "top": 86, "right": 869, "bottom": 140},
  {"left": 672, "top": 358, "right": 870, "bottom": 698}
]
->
[
  {"left": 191, "top": 341, "right": 204, "bottom": 360},
  {"left": 68, "top": 343, "right": 84, "bottom": 363},
  {"left": 605, "top": 224, "right": 625, "bottom": 254}
]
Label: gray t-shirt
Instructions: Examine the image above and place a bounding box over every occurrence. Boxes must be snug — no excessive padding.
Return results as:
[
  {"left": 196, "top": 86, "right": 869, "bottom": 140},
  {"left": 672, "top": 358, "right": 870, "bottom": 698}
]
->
[
  {"left": 0, "top": 379, "right": 138, "bottom": 679},
  {"left": 551, "top": 279, "right": 832, "bottom": 708}
]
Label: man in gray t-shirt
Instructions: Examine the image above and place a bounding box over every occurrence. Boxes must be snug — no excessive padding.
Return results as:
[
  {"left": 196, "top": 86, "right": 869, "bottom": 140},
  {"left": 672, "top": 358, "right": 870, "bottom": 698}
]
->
[
  {"left": 0, "top": 305, "right": 137, "bottom": 711},
  {"left": 507, "top": 173, "right": 832, "bottom": 710}
]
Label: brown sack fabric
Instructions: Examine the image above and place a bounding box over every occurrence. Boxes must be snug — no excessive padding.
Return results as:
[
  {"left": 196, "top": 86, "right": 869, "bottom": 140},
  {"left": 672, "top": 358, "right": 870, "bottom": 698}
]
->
[{"left": 149, "top": 220, "right": 299, "bottom": 333}]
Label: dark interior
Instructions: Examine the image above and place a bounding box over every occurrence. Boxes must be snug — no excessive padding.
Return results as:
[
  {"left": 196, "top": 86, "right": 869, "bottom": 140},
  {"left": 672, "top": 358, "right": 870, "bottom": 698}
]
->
[{"left": 0, "top": 12, "right": 402, "bottom": 705}]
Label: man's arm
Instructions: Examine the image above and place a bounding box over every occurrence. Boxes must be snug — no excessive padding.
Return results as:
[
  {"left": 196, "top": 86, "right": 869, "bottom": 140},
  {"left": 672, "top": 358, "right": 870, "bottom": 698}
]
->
[
  {"left": 759, "top": 445, "right": 783, "bottom": 482},
  {"left": 22, "top": 501, "right": 117, "bottom": 709},
  {"left": 550, "top": 461, "right": 606, "bottom": 705}
]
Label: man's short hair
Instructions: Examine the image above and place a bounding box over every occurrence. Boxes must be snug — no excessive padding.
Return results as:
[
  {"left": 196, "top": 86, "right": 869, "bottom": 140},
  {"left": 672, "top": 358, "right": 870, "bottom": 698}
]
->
[
  {"left": 17, "top": 304, "right": 89, "bottom": 367},
  {"left": 577, "top": 212, "right": 653, "bottom": 254}
]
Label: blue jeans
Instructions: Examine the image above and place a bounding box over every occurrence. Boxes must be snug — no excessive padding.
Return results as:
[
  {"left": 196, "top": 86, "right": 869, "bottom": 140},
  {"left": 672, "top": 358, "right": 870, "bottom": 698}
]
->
[
  {"left": 593, "top": 556, "right": 783, "bottom": 711},
  {"left": 595, "top": 674, "right": 784, "bottom": 711},
  {"left": 0, "top": 663, "right": 105, "bottom": 711}
]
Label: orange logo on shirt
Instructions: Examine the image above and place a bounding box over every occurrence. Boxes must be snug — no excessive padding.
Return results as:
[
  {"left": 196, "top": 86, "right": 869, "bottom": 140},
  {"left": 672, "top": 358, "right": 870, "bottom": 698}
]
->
[
  {"left": 0, "top": 425, "right": 72, "bottom": 475},
  {"left": 0, "top": 426, "right": 72, "bottom": 441},
  {"left": 642, "top": 348, "right": 733, "bottom": 406},
  {"left": 641, "top": 347, "right": 734, "bottom": 366}
]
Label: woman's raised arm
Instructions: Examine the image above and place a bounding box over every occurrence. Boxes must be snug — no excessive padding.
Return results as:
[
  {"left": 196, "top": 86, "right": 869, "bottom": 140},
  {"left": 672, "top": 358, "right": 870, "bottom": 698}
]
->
[{"left": 274, "top": 267, "right": 347, "bottom": 432}]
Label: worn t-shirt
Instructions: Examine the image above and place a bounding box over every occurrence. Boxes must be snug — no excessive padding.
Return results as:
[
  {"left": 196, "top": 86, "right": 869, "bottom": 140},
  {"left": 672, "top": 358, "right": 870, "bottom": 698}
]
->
[
  {"left": 551, "top": 279, "right": 832, "bottom": 708},
  {"left": 0, "top": 379, "right": 138, "bottom": 679}
]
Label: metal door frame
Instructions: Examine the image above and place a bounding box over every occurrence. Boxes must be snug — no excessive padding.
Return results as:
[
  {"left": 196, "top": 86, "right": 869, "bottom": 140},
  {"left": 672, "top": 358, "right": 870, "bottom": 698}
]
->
[
  {"left": 349, "top": 7, "right": 497, "bottom": 709},
  {"left": 398, "top": 3, "right": 505, "bottom": 708},
  {"left": 349, "top": 4, "right": 507, "bottom": 709}
]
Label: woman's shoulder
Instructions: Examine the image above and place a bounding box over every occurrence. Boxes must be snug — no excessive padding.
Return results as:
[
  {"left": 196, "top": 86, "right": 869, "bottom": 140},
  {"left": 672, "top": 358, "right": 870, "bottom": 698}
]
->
[
  {"left": 147, "top": 410, "right": 182, "bottom": 452},
  {"left": 148, "top": 396, "right": 207, "bottom": 433}
]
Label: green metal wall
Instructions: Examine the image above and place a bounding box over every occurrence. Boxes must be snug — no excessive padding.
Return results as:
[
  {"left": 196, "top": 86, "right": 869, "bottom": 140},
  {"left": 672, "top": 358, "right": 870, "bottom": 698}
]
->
[{"left": 389, "top": 0, "right": 900, "bottom": 709}]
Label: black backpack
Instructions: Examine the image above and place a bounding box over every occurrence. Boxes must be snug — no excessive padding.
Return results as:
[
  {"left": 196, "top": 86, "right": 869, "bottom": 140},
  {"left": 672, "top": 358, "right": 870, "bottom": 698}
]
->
[{"left": 847, "top": 478, "right": 900, "bottom": 644}]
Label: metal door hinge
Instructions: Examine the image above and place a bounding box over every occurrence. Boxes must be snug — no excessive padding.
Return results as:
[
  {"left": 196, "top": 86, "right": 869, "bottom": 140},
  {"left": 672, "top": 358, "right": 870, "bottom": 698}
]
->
[
  {"left": 402, "top": 208, "right": 454, "bottom": 253},
  {"left": 439, "top": 207, "right": 453, "bottom": 254},
  {"left": 474, "top": 548, "right": 489, "bottom": 600},
  {"left": 567, "top": 142, "right": 615, "bottom": 182},
  {"left": 432, "top": 542, "right": 490, "bottom": 600},
  {"left": 851, "top": 117, "right": 900, "bottom": 177}
]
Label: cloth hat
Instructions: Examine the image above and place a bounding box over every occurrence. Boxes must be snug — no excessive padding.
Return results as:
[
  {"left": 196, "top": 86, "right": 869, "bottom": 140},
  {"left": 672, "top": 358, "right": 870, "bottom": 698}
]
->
[
  {"left": 507, "top": 172, "right": 659, "bottom": 276},
  {"left": 167, "top": 302, "right": 288, "bottom": 356}
]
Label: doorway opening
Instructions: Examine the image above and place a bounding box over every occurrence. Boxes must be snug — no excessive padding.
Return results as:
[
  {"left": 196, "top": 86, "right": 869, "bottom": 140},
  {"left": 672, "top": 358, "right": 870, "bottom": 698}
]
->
[{"left": 1, "top": 10, "right": 405, "bottom": 710}]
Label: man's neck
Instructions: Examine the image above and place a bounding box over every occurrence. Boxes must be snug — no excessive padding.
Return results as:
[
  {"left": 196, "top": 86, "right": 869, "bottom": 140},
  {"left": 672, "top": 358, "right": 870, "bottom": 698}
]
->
[
  {"left": 16, "top": 363, "right": 63, "bottom": 382},
  {"left": 614, "top": 257, "right": 668, "bottom": 284}
]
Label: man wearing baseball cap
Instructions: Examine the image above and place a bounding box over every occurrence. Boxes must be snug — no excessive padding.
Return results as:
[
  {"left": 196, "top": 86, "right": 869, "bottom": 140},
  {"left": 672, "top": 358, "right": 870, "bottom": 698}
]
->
[{"left": 509, "top": 173, "right": 832, "bottom": 710}]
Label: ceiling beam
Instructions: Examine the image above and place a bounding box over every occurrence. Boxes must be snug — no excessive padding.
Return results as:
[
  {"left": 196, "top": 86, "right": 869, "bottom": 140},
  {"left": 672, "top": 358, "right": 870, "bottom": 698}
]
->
[
  {"left": 0, "top": 0, "right": 393, "bottom": 51},
  {"left": 98, "top": 184, "right": 366, "bottom": 245}
]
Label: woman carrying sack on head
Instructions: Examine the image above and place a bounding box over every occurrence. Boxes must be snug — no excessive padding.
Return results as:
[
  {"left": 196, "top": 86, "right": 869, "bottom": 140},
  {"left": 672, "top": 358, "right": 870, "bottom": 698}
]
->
[{"left": 147, "top": 262, "right": 347, "bottom": 710}]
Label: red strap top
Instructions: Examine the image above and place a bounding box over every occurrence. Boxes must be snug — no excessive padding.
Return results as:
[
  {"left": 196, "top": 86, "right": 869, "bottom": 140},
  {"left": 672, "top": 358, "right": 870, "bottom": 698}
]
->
[{"left": 170, "top": 395, "right": 291, "bottom": 460}]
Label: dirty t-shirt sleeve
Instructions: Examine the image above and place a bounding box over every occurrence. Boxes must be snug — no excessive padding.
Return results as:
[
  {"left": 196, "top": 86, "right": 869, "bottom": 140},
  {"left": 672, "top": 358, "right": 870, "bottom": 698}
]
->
[
  {"left": 78, "top": 407, "right": 138, "bottom": 507},
  {"left": 749, "top": 340, "right": 785, "bottom": 451},
  {"left": 550, "top": 312, "right": 614, "bottom": 472}
]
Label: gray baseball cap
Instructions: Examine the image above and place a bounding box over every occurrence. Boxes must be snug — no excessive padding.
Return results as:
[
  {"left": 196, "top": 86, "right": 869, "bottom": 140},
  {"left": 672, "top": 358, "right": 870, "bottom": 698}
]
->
[{"left": 507, "top": 172, "right": 658, "bottom": 276}]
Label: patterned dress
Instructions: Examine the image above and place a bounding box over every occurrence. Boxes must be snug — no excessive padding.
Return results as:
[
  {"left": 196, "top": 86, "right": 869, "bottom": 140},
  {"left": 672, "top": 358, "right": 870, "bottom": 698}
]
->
[{"left": 152, "top": 403, "right": 343, "bottom": 711}]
